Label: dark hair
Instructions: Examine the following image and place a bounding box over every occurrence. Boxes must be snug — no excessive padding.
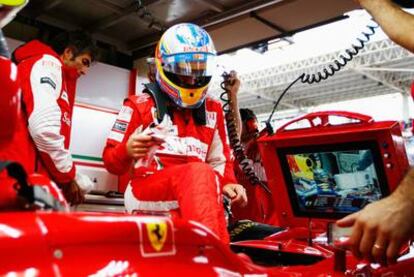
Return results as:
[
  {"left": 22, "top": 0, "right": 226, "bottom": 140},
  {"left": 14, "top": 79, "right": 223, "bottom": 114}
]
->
[
  {"left": 239, "top": 108, "right": 257, "bottom": 122},
  {"left": 48, "top": 30, "right": 98, "bottom": 62}
]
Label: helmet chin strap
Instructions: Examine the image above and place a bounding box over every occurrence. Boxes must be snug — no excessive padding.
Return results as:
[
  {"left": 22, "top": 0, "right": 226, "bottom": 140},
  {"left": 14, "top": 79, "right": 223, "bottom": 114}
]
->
[{"left": 0, "top": 29, "right": 10, "bottom": 58}]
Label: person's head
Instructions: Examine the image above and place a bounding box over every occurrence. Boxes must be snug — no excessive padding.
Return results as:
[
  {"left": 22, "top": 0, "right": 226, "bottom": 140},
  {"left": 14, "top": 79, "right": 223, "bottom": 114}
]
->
[
  {"left": 0, "top": 0, "right": 27, "bottom": 28},
  {"left": 49, "top": 31, "right": 98, "bottom": 76},
  {"left": 240, "top": 108, "right": 259, "bottom": 143},
  {"left": 155, "top": 23, "right": 216, "bottom": 109}
]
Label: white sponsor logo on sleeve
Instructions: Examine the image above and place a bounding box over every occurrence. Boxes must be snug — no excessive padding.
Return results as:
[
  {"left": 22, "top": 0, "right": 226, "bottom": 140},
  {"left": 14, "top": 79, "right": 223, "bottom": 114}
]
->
[
  {"left": 108, "top": 131, "right": 125, "bottom": 143},
  {"left": 118, "top": 106, "right": 133, "bottom": 122},
  {"left": 206, "top": 111, "right": 217, "bottom": 129}
]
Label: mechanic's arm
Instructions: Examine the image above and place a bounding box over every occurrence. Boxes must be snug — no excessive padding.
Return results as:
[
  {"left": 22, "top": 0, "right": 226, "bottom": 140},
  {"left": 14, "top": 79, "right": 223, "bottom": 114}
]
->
[
  {"left": 356, "top": 0, "right": 414, "bottom": 52},
  {"left": 103, "top": 100, "right": 153, "bottom": 175},
  {"left": 206, "top": 104, "right": 247, "bottom": 207},
  {"left": 337, "top": 167, "right": 414, "bottom": 265},
  {"left": 225, "top": 70, "right": 242, "bottom": 139},
  {"left": 28, "top": 56, "right": 74, "bottom": 184}
]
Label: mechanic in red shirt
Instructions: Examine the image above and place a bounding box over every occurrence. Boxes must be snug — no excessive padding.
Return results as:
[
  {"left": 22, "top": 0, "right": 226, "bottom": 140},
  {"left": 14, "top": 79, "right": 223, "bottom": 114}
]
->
[
  {"left": 0, "top": 30, "right": 97, "bottom": 205},
  {"left": 103, "top": 23, "right": 247, "bottom": 243}
]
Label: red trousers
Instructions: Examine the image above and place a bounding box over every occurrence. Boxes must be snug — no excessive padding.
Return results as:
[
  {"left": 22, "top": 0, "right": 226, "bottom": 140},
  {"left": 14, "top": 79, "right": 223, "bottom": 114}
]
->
[{"left": 125, "top": 162, "right": 229, "bottom": 243}]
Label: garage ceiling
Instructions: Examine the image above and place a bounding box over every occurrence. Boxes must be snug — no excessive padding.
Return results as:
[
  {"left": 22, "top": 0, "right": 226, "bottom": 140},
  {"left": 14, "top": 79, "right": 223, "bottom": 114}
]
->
[
  {"left": 4, "top": 0, "right": 359, "bottom": 60},
  {"left": 207, "top": 37, "right": 414, "bottom": 118},
  {"left": 6, "top": 0, "right": 410, "bottom": 119}
]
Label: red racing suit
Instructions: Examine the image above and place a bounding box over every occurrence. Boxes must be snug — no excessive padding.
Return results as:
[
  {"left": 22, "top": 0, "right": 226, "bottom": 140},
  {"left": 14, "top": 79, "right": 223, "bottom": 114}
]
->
[
  {"left": 103, "top": 93, "right": 237, "bottom": 242},
  {"left": 0, "top": 40, "right": 79, "bottom": 185}
]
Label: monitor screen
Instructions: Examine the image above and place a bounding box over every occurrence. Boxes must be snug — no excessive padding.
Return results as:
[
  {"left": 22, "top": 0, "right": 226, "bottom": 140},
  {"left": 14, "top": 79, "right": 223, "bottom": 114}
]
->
[{"left": 277, "top": 141, "right": 389, "bottom": 218}]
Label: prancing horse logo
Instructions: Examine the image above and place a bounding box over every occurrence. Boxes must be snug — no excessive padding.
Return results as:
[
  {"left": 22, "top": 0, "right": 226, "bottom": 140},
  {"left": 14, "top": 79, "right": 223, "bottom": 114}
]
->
[{"left": 146, "top": 222, "right": 167, "bottom": 251}]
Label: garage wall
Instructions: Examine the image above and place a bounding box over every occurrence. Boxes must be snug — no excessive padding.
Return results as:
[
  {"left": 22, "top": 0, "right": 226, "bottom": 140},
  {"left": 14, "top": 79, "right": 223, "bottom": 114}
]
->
[
  {"left": 70, "top": 104, "right": 119, "bottom": 192},
  {"left": 77, "top": 62, "right": 129, "bottom": 110}
]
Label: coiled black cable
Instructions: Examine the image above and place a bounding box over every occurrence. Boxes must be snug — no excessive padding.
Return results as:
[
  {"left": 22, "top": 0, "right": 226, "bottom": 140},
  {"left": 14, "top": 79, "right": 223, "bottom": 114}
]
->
[
  {"left": 265, "top": 23, "right": 379, "bottom": 134},
  {"left": 220, "top": 72, "right": 271, "bottom": 194}
]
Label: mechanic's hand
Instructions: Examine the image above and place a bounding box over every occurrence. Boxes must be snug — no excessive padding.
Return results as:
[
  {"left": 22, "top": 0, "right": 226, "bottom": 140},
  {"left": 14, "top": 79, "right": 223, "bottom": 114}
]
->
[
  {"left": 337, "top": 192, "right": 414, "bottom": 265},
  {"left": 226, "top": 70, "right": 240, "bottom": 97},
  {"left": 126, "top": 131, "right": 155, "bottom": 159},
  {"left": 223, "top": 183, "right": 248, "bottom": 207},
  {"left": 61, "top": 180, "right": 85, "bottom": 205}
]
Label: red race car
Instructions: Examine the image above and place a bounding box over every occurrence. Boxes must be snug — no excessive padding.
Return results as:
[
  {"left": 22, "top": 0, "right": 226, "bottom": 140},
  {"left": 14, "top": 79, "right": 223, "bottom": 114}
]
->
[{"left": 1, "top": 111, "right": 414, "bottom": 276}]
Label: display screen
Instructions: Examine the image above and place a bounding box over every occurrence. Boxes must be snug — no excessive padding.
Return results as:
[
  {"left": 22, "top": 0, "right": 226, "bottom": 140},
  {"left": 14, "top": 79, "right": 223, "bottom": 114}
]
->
[{"left": 278, "top": 142, "right": 389, "bottom": 218}]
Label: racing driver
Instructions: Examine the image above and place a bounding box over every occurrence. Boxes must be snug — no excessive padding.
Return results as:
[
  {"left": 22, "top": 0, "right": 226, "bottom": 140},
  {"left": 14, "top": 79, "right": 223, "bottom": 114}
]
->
[{"left": 103, "top": 23, "right": 247, "bottom": 243}]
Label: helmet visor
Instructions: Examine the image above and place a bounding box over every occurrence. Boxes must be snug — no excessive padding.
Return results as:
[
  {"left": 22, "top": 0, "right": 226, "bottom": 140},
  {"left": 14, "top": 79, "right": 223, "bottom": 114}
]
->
[
  {"left": 162, "top": 52, "right": 216, "bottom": 78},
  {"left": 164, "top": 72, "right": 212, "bottom": 89}
]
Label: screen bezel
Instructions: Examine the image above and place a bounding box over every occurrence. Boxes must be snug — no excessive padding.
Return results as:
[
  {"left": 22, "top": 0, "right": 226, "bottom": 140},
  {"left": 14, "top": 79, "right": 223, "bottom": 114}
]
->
[{"left": 277, "top": 141, "right": 390, "bottom": 219}]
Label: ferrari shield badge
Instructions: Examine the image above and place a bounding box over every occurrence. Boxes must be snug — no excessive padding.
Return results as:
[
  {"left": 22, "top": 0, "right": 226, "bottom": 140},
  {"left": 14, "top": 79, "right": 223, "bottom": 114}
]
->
[
  {"left": 146, "top": 222, "right": 167, "bottom": 251},
  {"left": 139, "top": 218, "right": 176, "bottom": 257}
]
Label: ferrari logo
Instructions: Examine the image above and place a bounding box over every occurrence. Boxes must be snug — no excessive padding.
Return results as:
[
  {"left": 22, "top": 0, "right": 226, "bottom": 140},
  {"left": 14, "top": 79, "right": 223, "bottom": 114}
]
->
[
  {"left": 140, "top": 218, "right": 175, "bottom": 257},
  {"left": 146, "top": 222, "right": 167, "bottom": 251}
]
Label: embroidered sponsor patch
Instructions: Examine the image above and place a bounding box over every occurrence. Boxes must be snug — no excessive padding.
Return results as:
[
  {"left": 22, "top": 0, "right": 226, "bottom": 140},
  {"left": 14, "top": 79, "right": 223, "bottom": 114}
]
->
[
  {"left": 40, "top": 76, "right": 56, "bottom": 89},
  {"left": 108, "top": 131, "right": 124, "bottom": 142},
  {"left": 136, "top": 93, "right": 151, "bottom": 104},
  {"left": 112, "top": 120, "right": 128, "bottom": 133},
  {"left": 139, "top": 218, "right": 176, "bottom": 257},
  {"left": 62, "top": 112, "right": 71, "bottom": 127},
  {"left": 117, "top": 106, "right": 133, "bottom": 122},
  {"left": 206, "top": 111, "right": 217, "bottom": 129},
  {"left": 41, "top": 60, "right": 60, "bottom": 70}
]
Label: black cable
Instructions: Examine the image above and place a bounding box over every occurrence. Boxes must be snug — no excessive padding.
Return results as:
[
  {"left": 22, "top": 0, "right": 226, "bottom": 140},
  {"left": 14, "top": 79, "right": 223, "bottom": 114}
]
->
[
  {"left": 220, "top": 72, "right": 271, "bottom": 194},
  {"left": 265, "top": 23, "right": 379, "bottom": 134},
  {"left": 265, "top": 74, "right": 304, "bottom": 134}
]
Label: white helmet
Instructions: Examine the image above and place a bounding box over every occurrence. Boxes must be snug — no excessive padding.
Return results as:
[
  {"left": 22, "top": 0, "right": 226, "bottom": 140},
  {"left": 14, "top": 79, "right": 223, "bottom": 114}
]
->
[{"left": 155, "top": 23, "right": 217, "bottom": 109}]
